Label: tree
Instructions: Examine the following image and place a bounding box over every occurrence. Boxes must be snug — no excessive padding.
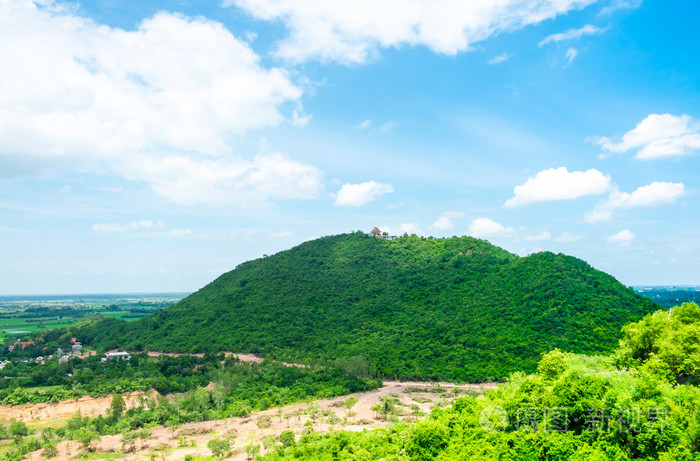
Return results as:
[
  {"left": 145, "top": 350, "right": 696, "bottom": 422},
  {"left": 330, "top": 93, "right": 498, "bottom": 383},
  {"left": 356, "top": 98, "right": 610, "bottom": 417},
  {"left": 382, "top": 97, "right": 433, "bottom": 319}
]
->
[
  {"left": 109, "top": 393, "right": 126, "bottom": 421},
  {"left": 537, "top": 348, "right": 567, "bottom": 381},
  {"left": 75, "top": 427, "right": 99, "bottom": 452},
  {"left": 245, "top": 443, "right": 260, "bottom": 460},
  {"left": 121, "top": 430, "right": 137, "bottom": 452},
  {"left": 279, "top": 430, "right": 295, "bottom": 447},
  {"left": 207, "top": 438, "right": 230, "bottom": 458},
  {"left": 9, "top": 421, "right": 29, "bottom": 437},
  {"left": 192, "top": 387, "right": 211, "bottom": 421},
  {"left": 343, "top": 397, "right": 358, "bottom": 420}
]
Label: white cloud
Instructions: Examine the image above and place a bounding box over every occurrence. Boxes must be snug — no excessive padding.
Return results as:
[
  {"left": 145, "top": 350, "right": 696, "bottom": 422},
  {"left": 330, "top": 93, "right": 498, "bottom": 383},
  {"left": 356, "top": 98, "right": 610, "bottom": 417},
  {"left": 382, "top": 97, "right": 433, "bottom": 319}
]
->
[
  {"left": 505, "top": 167, "right": 611, "bottom": 207},
  {"left": 431, "top": 211, "right": 463, "bottom": 231},
  {"left": 91, "top": 220, "right": 155, "bottom": 233},
  {"left": 356, "top": 119, "right": 373, "bottom": 130},
  {"left": 269, "top": 230, "right": 293, "bottom": 238},
  {"left": 525, "top": 231, "right": 552, "bottom": 241},
  {"left": 0, "top": 1, "right": 319, "bottom": 206},
  {"left": 399, "top": 223, "right": 421, "bottom": 235},
  {"left": 291, "top": 109, "right": 312, "bottom": 127},
  {"left": 379, "top": 121, "right": 398, "bottom": 133},
  {"left": 607, "top": 229, "right": 636, "bottom": 246},
  {"left": 539, "top": 24, "right": 607, "bottom": 46},
  {"left": 555, "top": 232, "right": 582, "bottom": 243},
  {"left": 585, "top": 181, "right": 685, "bottom": 222},
  {"left": 354, "top": 119, "right": 396, "bottom": 133},
  {"left": 467, "top": 217, "right": 514, "bottom": 238},
  {"left": 599, "top": 0, "right": 643, "bottom": 16},
  {"left": 168, "top": 229, "right": 192, "bottom": 237},
  {"left": 227, "top": 0, "right": 597, "bottom": 64},
  {"left": 117, "top": 153, "right": 322, "bottom": 207},
  {"left": 565, "top": 47, "right": 578, "bottom": 65},
  {"left": 488, "top": 52, "right": 511, "bottom": 64},
  {"left": 593, "top": 113, "right": 700, "bottom": 160},
  {"left": 334, "top": 180, "right": 394, "bottom": 206}
]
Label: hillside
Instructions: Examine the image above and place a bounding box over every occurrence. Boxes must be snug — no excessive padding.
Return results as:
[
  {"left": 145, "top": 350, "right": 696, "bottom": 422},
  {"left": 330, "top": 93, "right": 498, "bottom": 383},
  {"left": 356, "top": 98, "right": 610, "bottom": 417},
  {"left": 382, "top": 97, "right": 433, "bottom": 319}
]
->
[{"left": 76, "top": 232, "right": 658, "bottom": 381}]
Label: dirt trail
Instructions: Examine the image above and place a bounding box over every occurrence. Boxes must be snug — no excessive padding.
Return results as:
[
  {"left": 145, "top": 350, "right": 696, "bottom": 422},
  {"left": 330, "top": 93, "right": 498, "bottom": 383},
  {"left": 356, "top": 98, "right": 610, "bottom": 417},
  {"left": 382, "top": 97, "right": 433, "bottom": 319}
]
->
[{"left": 20, "top": 381, "right": 497, "bottom": 460}]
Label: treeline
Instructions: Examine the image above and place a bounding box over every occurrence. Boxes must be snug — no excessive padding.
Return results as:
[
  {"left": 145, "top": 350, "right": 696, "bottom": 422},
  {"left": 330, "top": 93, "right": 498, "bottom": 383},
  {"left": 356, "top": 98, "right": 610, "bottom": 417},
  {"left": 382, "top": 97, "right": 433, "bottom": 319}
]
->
[
  {"left": 261, "top": 302, "right": 700, "bottom": 460},
  {"left": 64, "top": 232, "right": 658, "bottom": 382},
  {"left": 0, "top": 353, "right": 378, "bottom": 407}
]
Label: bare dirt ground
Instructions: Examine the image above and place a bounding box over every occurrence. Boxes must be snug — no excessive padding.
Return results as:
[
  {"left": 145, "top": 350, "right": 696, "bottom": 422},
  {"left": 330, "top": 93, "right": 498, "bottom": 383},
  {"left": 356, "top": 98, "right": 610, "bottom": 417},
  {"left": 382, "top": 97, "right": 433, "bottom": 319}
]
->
[
  {"left": 0, "top": 391, "right": 150, "bottom": 423},
  {"left": 7, "top": 352, "right": 496, "bottom": 459},
  {"left": 19, "top": 381, "right": 497, "bottom": 460}
]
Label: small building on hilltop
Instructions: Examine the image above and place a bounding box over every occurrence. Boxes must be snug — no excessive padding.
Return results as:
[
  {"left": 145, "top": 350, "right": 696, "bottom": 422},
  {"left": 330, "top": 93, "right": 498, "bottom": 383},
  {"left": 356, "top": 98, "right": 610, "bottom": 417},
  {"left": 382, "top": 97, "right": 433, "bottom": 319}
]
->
[{"left": 370, "top": 227, "right": 394, "bottom": 239}]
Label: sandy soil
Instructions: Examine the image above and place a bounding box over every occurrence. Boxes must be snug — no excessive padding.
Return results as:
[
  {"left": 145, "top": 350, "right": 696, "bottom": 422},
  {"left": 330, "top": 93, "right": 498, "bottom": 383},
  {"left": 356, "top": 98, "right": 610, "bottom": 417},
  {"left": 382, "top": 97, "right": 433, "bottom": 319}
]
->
[
  {"left": 19, "top": 381, "right": 496, "bottom": 460},
  {"left": 10, "top": 351, "right": 496, "bottom": 459},
  {"left": 0, "top": 391, "right": 151, "bottom": 422}
]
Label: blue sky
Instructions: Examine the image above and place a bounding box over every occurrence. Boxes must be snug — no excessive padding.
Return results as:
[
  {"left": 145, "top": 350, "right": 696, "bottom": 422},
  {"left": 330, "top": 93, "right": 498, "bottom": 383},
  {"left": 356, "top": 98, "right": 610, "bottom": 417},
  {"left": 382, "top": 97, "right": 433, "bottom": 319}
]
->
[{"left": 1, "top": 0, "right": 699, "bottom": 294}]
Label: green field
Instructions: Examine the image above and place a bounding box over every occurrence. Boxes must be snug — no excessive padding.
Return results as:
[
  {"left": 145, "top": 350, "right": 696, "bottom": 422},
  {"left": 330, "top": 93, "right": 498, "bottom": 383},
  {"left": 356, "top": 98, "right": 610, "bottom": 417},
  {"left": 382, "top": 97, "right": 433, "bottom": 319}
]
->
[{"left": 0, "top": 293, "right": 187, "bottom": 342}]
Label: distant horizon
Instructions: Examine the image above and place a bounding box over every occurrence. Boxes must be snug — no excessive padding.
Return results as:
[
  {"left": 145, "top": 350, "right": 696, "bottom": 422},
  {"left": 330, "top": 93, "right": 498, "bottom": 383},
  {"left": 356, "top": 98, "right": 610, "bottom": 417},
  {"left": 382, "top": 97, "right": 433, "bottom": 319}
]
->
[
  {"left": 2, "top": 285, "right": 700, "bottom": 299},
  {"left": 0, "top": 292, "right": 191, "bottom": 299}
]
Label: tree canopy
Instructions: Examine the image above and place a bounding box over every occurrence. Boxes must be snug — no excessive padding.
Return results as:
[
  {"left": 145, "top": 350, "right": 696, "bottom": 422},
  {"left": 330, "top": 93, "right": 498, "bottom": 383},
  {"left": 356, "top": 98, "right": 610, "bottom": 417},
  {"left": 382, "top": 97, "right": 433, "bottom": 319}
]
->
[{"left": 65, "top": 232, "right": 657, "bottom": 381}]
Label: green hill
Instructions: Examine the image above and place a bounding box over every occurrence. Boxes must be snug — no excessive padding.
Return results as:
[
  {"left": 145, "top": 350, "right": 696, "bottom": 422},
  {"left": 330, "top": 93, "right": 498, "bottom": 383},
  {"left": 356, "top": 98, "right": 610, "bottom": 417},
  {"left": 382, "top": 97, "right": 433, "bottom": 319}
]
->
[{"left": 78, "top": 232, "right": 658, "bottom": 381}]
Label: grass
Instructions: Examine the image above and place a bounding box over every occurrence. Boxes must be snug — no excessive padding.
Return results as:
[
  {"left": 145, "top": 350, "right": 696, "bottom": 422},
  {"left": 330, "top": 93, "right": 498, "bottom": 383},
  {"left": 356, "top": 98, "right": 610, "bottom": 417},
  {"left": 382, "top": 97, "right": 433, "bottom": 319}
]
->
[{"left": 27, "top": 417, "right": 72, "bottom": 430}]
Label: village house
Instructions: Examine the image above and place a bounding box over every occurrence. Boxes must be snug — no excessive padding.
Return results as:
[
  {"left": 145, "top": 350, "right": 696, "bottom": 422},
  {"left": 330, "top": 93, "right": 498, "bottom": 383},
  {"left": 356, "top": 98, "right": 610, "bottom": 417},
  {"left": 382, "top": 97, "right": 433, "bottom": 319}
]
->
[
  {"left": 8, "top": 340, "right": 34, "bottom": 351},
  {"left": 100, "top": 351, "right": 131, "bottom": 363}
]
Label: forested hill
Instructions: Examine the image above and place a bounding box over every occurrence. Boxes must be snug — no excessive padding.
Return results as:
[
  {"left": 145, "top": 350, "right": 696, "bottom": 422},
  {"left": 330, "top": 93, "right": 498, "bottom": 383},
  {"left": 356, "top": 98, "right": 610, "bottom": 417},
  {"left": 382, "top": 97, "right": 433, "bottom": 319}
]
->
[{"left": 77, "top": 232, "right": 658, "bottom": 381}]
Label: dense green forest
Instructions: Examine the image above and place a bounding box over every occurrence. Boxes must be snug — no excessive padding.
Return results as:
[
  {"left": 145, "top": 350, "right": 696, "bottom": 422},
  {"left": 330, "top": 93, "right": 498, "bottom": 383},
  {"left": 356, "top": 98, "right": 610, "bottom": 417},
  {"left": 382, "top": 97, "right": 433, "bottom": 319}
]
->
[
  {"left": 261, "top": 303, "right": 700, "bottom": 461},
  {"left": 62, "top": 232, "right": 658, "bottom": 381},
  {"left": 0, "top": 351, "right": 377, "bottom": 407}
]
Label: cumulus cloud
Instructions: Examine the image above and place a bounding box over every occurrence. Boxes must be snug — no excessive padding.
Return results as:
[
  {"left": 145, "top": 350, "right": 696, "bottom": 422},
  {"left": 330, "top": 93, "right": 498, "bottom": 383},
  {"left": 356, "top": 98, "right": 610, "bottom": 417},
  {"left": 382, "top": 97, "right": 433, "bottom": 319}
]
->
[
  {"left": 117, "top": 153, "right": 322, "bottom": 207},
  {"left": 431, "top": 211, "right": 463, "bottom": 231},
  {"left": 539, "top": 24, "right": 607, "bottom": 46},
  {"left": 91, "top": 220, "right": 156, "bottom": 233},
  {"left": 607, "top": 229, "right": 636, "bottom": 245},
  {"left": 593, "top": 113, "right": 700, "bottom": 160},
  {"left": 399, "top": 223, "right": 422, "bottom": 235},
  {"left": 227, "top": 0, "right": 597, "bottom": 64},
  {"left": 467, "top": 218, "right": 514, "bottom": 238},
  {"left": 0, "top": 1, "right": 319, "bottom": 206},
  {"left": 334, "top": 180, "right": 394, "bottom": 206},
  {"left": 525, "top": 231, "right": 552, "bottom": 241},
  {"left": 585, "top": 181, "right": 685, "bottom": 222},
  {"left": 505, "top": 167, "right": 611, "bottom": 207}
]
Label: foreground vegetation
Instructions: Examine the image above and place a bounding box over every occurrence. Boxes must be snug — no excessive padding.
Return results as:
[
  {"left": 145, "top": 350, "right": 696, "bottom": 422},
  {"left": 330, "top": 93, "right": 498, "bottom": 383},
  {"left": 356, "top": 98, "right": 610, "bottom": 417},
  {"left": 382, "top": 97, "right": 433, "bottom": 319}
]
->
[
  {"left": 261, "top": 302, "right": 700, "bottom": 460},
  {"left": 63, "top": 232, "right": 657, "bottom": 382},
  {"left": 0, "top": 358, "right": 378, "bottom": 460},
  {"left": 0, "top": 303, "right": 697, "bottom": 459}
]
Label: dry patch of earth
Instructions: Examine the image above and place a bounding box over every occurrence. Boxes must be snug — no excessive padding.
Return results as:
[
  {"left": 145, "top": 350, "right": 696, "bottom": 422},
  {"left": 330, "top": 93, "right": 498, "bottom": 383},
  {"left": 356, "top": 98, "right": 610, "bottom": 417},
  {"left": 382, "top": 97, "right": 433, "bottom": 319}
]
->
[{"left": 13, "top": 381, "right": 496, "bottom": 460}]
